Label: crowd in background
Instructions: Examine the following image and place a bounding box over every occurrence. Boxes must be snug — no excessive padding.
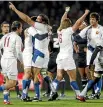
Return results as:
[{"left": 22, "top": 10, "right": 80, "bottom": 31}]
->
[{"left": 0, "top": 1, "right": 103, "bottom": 28}]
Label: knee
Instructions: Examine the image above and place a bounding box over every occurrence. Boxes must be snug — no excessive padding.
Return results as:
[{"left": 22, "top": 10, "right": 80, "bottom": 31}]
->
[
  {"left": 56, "top": 74, "right": 63, "bottom": 81},
  {"left": 24, "top": 70, "right": 32, "bottom": 79},
  {"left": 10, "top": 80, "right": 17, "bottom": 87},
  {"left": 69, "top": 75, "right": 76, "bottom": 81},
  {"left": 34, "top": 76, "right": 39, "bottom": 83},
  {"left": 5, "top": 80, "right": 17, "bottom": 89}
]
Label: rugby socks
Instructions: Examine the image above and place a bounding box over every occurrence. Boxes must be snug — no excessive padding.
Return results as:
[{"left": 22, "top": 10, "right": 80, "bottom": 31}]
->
[
  {"left": 51, "top": 79, "right": 60, "bottom": 92},
  {"left": 26, "top": 79, "right": 31, "bottom": 96},
  {"left": 34, "top": 82, "right": 40, "bottom": 99},
  {"left": 80, "top": 79, "right": 97, "bottom": 96},
  {"left": 94, "top": 78, "right": 102, "bottom": 93},
  {"left": 22, "top": 79, "right": 30, "bottom": 98},
  {"left": 15, "top": 81, "right": 21, "bottom": 95},
  {"left": 27, "top": 80, "right": 31, "bottom": 88},
  {"left": 0, "top": 85, "right": 6, "bottom": 91},
  {"left": 59, "top": 79, "right": 65, "bottom": 95},
  {"left": 44, "top": 76, "right": 51, "bottom": 94},
  {"left": 70, "top": 81, "right": 80, "bottom": 95},
  {"left": 81, "top": 79, "right": 88, "bottom": 89},
  {"left": 91, "top": 87, "right": 95, "bottom": 94},
  {"left": 3, "top": 90, "right": 9, "bottom": 102}
]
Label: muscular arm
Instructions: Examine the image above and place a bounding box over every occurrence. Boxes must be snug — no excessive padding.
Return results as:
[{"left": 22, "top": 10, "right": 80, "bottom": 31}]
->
[
  {"left": 72, "top": 9, "right": 89, "bottom": 32},
  {"left": 74, "top": 35, "right": 87, "bottom": 44},
  {"left": 9, "top": 2, "right": 34, "bottom": 26},
  {"left": 61, "top": 7, "right": 70, "bottom": 23}
]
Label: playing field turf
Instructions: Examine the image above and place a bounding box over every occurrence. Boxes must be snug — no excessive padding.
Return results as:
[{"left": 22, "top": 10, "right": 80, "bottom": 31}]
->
[{"left": 0, "top": 90, "right": 103, "bottom": 107}]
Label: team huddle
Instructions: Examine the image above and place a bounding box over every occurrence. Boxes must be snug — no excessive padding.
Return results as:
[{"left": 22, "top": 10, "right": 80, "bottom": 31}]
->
[{"left": 0, "top": 2, "right": 103, "bottom": 105}]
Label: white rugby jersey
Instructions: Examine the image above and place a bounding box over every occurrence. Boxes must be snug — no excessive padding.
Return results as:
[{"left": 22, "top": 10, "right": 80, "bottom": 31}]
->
[
  {"left": 57, "top": 27, "right": 74, "bottom": 59},
  {"left": 31, "top": 22, "right": 50, "bottom": 56},
  {"left": 0, "top": 32, "right": 23, "bottom": 63},
  {"left": 23, "top": 27, "right": 35, "bottom": 55},
  {"left": 79, "top": 24, "right": 103, "bottom": 48}
]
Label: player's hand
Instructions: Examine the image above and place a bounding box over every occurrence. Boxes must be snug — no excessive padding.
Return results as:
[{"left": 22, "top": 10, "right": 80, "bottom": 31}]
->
[
  {"left": 84, "top": 47, "right": 87, "bottom": 52},
  {"left": 9, "top": 2, "right": 16, "bottom": 11},
  {"left": 65, "top": 6, "right": 70, "bottom": 12},
  {"left": 85, "top": 9, "right": 90, "bottom": 15}
]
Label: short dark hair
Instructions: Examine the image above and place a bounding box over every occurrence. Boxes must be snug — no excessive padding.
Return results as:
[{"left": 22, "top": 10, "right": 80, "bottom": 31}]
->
[
  {"left": 39, "top": 14, "right": 50, "bottom": 25},
  {"left": 31, "top": 16, "right": 37, "bottom": 21},
  {"left": 1, "top": 21, "right": 9, "bottom": 27},
  {"left": 11, "top": 21, "right": 22, "bottom": 31},
  {"left": 90, "top": 12, "right": 100, "bottom": 21}
]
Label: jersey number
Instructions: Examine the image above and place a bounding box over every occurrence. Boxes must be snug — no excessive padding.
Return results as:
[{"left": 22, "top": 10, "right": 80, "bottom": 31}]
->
[
  {"left": 4, "top": 37, "right": 10, "bottom": 47},
  {"left": 58, "top": 33, "right": 62, "bottom": 43},
  {"left": 53, "top": 38, "right": 59, "bottom": 48}
]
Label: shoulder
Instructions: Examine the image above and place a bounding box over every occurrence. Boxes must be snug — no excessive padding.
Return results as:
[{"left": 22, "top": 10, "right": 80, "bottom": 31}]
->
[
  {"left": 34, "top": 22, "right": 49, "bottom": 32},
  {"left": 84, "top": 26, "right": 91, "bottom": 31},
  {"left": 28, "top": 26, "right": 35, "bottom": 31},
  {"left": 64, "top": 27, "right": 74, "bottom": 34},
  {"left": 98, "top": 24, "right": 103, "bottom": 29},
  {"left": 80, "top": 26, "right": 91, "bottom": 33},
  {"left": 27, "top": 26, "right": 37, "bottom": 36},
  {"left": 34, "top": 22, "right": 48, "bottom": 29}
]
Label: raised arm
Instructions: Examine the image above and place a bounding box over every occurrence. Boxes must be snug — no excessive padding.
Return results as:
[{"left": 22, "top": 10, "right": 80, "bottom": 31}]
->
[
  {"left": 72, "top": 9, "right": 90, "bottom": 32},
  {"left": 61, "top": 7, "right": 70, "bottom": 23},
  {"left": 9, "top": 2, "right": 34, "bottom": 26}
]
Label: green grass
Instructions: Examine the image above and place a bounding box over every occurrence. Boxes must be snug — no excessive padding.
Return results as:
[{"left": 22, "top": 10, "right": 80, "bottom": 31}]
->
[{"left": 0, "top": 91, "right": 103, "bottom": 107}]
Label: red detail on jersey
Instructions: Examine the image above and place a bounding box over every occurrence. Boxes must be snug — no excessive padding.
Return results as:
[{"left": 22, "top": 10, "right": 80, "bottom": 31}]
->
[
  {"left": 7, "top": 37, "right": 10, "bottom": 47},
  {"left": 58, "top": 33, "right": 62, "bottom": 43},
  {"left": 32, "top": 23, "right": 35, "bottom": 28},
  {"left": 4, "top": 37, "right": 10, "bottom": 47},
  {"left": 4, "top": 37, "right": 7, "bottom": 47}
]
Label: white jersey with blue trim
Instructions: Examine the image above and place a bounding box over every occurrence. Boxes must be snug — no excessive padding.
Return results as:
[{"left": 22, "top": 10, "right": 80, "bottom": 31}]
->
[
  {"left": 31, "top": 22, "right": 50, "bottom": 57},
  {"left": 57, "top": 27, "right": 74, "bottom": 60},
  {"left": 79, "top": 25, "right": 103, "bottom": 49}
]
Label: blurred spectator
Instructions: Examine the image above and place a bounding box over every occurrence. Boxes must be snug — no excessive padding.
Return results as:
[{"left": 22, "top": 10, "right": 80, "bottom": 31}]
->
[{"left": 0, "top": 1, "right": 103, "bottom": 31}]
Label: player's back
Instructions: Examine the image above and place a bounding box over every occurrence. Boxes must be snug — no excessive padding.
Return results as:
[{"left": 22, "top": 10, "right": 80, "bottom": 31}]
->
[
  {"left": 57, "top": 27, "right": 74, "bottom": 59},
  {"left": 1, "top": 32, "right": 22, "bottom": 58},
  {"left": 23, "top": 27, "right": 34, "bottom": 55},
  {"left": 32, "top": 22, "right": 50, "bottom": 55},
  {"left": 49, "top": 32, "right": 59, "bottom": 53}
]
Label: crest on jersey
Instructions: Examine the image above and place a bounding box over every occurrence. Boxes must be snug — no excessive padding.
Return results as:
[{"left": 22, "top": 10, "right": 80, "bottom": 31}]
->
[{"left": 96, "top": 31, "right": 99, "bottom": 34}]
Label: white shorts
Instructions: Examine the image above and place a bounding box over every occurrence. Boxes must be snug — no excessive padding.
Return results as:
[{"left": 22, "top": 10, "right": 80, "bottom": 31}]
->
[
  {"left": 56, "top": 58, "right": 76, "bottom": 71},
  {"left": 87, "top": 49, "right": 93, "bottom": 65},
  {"left": 95, "top": 58, "right": 103, "bottom": 71},
  {"left": 1, "top": 57, "right": 18, "bottom": 80},
  {"left": 32, "top": 56, "right": 49, "bottom": 69},
  {"left": 23, "top": 53, "right": 32, "bottom": 69}
]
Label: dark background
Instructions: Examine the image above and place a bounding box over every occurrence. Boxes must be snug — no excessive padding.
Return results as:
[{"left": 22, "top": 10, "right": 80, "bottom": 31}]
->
[
  {"left": 0, "top": 1, "right": 103, "bottom": 27},
  {"left": 0, "top": 1, "right": 103, "bottom": 89}
]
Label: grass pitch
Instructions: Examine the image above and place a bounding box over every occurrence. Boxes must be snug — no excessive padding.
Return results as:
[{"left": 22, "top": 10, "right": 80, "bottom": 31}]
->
[{"left": 0, "top": 91, "right": 103, "bottom": 107}]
